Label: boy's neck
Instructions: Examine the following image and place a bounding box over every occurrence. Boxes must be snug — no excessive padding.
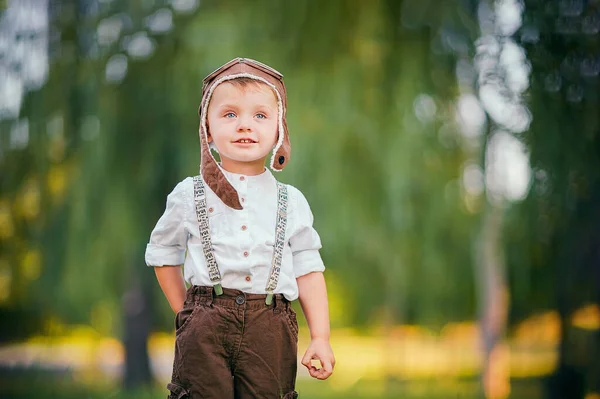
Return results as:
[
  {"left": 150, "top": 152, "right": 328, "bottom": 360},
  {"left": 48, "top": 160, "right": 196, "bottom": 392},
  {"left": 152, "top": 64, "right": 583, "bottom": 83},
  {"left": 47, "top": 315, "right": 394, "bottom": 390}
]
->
[{"left": 219, "top": 159, "right": 267, "bottom": 176}]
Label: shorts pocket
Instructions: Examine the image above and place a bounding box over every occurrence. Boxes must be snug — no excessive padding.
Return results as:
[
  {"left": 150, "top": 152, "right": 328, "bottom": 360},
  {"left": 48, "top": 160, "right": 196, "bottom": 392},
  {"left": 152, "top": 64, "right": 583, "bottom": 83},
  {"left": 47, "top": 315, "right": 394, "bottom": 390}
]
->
[
  {"left": 175, "top": 303, "right": 199, "bottom": 336},
  {"left": 284, "top": 308, "right": 299, "bottom": 337},
  {"left": 167, "top": 381, "right": 190, "bottom": 399},
  {"left": 283, "top": 390, "right": 299, "bottom": 399}
]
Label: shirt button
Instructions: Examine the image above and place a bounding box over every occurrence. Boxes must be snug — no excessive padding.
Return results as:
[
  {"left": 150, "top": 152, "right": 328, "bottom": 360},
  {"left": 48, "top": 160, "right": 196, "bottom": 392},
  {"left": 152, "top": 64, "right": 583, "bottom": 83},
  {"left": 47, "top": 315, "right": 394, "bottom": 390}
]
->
[
  {"left": 245, "top": 276, "right": 251, "bottom": 282},
  {"left": 241, "top": 225, "right": 247, "bottom": 231},
  {"left": 240, "top": 176, "right": 245, "bottom": 181},
  {"left": 208, "top": 207, "right": 214, "bottom": 213},
  {"left": 241, "top": 197, "right": 245, "bottom": 203},
  {"left": 243, "top": 251, "right": 249, "bottom": 257}
]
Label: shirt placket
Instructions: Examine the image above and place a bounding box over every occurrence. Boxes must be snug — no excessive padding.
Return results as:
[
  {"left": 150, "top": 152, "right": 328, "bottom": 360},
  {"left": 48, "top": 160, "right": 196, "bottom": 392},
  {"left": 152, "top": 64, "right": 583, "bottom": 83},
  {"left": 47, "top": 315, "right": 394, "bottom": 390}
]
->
[{"left": 238, "top": 175, "right": 253, "bottom": 289}]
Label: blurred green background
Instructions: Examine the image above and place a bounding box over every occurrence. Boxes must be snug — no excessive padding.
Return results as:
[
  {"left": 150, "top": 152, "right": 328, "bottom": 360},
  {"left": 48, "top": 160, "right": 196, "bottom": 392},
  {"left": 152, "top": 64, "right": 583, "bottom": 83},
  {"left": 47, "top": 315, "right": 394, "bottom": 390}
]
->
[{"left": 1, "top": 0, "right": 599, "bottom": 398}]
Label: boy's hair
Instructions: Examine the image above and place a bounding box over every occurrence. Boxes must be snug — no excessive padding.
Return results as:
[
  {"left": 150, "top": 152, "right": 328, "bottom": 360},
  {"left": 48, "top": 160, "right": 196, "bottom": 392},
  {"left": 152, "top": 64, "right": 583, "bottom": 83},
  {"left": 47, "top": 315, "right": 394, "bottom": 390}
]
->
[
  {"left": 226, "top": 76, "right": 264, "bottom": 89},
  {"left": 225, "top": 77, "right": 278, "bottom": 101}
]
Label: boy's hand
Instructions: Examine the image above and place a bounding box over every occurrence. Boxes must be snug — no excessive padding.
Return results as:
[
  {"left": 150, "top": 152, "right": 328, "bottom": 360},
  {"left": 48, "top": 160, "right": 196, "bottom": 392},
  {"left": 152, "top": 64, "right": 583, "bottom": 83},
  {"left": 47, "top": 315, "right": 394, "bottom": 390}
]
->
[{"left": 301, "top": 337, "right": 335, "bottom": 380}]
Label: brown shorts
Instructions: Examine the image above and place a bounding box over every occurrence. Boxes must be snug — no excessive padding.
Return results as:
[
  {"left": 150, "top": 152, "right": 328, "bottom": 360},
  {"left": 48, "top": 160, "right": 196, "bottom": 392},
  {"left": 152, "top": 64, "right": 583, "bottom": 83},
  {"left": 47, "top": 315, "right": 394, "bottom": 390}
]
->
[{"left": 166, "top": 285, "right": 299, "bottom": 399}]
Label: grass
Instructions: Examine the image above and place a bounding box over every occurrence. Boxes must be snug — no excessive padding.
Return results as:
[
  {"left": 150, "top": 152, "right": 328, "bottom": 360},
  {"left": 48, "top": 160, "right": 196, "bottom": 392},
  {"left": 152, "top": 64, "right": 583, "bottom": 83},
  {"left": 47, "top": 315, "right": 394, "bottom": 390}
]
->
[{"left": 0, "top": 368, "right": 543, "bottom": 399}]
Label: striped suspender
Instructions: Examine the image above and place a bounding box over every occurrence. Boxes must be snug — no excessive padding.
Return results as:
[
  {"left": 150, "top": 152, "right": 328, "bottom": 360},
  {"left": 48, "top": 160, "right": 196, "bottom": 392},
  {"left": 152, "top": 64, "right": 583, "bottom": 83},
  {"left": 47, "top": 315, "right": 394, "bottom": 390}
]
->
[
  {"left": 265, "top": 182, "right": 288, "bottom": 305},
  {"left": 192, "top": 176, "right": 288, "bottom": 303},
  {"left": 193, "top": 176, "right": 223, "bottom": 295}
]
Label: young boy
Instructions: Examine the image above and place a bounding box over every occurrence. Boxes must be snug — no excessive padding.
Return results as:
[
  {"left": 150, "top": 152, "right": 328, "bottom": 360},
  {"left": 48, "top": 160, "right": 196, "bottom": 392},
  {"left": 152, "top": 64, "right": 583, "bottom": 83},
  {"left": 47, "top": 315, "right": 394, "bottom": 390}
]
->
[{"left": 145, "top": 58, "right": 335, "bottom": 398}]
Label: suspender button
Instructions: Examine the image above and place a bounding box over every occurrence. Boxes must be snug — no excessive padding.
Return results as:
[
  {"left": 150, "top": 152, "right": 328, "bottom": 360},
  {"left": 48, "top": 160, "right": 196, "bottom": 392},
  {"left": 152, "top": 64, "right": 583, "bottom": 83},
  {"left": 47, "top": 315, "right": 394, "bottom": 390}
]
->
[{"left": 235, "top": 296, "right": 245, "bottom": 305}]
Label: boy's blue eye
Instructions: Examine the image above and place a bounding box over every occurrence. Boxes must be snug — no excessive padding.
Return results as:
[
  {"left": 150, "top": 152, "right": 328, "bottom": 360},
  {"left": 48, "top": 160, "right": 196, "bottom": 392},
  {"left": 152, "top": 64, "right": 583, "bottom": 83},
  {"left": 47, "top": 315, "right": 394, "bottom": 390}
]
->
[
  {"left": 225, "top": 112, "right": 236, "bottom": 118},
  {"left": 256, "top": 113, "right": 266, "bottom": 119}
]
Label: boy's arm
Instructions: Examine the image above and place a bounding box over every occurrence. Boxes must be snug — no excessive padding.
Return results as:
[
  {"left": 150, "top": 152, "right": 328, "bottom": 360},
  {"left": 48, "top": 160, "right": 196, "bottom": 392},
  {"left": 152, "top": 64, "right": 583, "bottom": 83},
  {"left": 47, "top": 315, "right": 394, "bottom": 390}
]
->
[
  {"left": 297, "top": 271, "right": 335, "bottom": 380},
  {"left": 154, "top": 265, "right": 187, "bottom": 313}
]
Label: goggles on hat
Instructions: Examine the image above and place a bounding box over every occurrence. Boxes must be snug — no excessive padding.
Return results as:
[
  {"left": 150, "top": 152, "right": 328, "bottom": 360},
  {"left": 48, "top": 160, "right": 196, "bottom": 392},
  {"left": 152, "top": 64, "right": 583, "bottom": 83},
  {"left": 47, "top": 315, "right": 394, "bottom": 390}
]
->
[{"left": 202, "top": 58, "right": 283, "bottom": 92}]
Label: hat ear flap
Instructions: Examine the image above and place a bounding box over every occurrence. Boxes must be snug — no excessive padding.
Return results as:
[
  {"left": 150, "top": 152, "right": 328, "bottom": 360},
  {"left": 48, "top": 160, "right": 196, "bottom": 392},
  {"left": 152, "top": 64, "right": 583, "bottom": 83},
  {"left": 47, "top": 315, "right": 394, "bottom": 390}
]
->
[
  {"left": 199, "top": 118, "right": 242, "bottom": 210},
  {"left": 271, "top": 118, "right": 290, "bottom": 171}
]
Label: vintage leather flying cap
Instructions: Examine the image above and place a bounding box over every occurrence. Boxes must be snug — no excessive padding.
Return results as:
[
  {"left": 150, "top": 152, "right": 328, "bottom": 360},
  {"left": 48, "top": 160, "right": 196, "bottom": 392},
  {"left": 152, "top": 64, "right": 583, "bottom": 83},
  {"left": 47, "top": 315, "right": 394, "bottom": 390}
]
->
[{"left": 198, "top": 58, "right": 291, "bottom": 210}]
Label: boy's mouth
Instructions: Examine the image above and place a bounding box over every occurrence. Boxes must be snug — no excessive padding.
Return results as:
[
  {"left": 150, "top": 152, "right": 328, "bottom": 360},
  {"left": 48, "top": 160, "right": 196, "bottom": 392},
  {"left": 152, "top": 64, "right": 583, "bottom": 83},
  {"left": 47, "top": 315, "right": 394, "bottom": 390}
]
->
[{"left": 234, "top": 138, "right": 257, "bottom": 144}]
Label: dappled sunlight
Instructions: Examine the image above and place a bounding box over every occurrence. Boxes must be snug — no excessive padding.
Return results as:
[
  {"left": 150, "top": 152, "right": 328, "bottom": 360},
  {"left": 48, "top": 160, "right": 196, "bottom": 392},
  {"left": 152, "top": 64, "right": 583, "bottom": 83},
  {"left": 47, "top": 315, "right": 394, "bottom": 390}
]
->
[
  {"left": 16, "top": 177, "right": 41, "bottom": 221},
  {"left": 513, "top": 311, "right": 561, "bottom": 346},
  {"left": 571, "top": 304, "right": 600, "bottom": 331},
  {"left": 2, "top": 0, "right": 600, "bottom": 398},
  {"left": 1, "top": 307, "right": 585, "bottom": 393}
]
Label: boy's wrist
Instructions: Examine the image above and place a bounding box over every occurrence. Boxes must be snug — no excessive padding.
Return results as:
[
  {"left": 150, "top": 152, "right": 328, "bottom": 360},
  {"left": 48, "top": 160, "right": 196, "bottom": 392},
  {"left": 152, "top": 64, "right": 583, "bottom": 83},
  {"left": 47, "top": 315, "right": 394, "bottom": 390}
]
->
[{"left": 310, "top": 334, "right": 330, "bottom": 341}]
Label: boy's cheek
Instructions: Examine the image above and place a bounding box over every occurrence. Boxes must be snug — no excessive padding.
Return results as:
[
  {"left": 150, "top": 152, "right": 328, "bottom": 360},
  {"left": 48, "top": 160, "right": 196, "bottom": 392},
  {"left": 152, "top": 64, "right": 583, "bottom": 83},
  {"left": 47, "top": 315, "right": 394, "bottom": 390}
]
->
[{"left": 205, "top": 124, "right": 213, "bottom": 143}]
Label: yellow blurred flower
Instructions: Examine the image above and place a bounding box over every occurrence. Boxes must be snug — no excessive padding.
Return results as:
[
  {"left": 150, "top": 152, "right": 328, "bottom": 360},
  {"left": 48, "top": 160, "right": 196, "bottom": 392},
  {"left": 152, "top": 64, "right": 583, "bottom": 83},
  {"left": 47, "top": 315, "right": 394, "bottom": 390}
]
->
[
  {"left": 0, "top": 200, "right": 14, "bottom": 239},
  {"left": 21, "top": 249, "right": 42, "bottom": 281},
  {"left": 0, "top": 259, "right": 12, "bottom": 303},
  {"left": 571, "top": 304, "right": 600, "bottom": 331},
  {"left": 48, "top": 164, "right": 68, "bottom": 202},
  {"left": 17, "top": 178, "right": 41, "bottom": 220},
  {"left": 90, "top": 301, "right": 114, "bottom": 336}
]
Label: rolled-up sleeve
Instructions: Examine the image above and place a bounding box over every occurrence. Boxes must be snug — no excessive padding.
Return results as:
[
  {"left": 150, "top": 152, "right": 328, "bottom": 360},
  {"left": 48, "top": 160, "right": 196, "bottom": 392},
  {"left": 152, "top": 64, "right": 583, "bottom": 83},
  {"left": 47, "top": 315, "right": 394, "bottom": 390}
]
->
[
  {"left": 145, "top": 180, "right": 189, "bottom": 267},
  {"left": 288, "top": 187, "right": 325, "bottom": 277}
]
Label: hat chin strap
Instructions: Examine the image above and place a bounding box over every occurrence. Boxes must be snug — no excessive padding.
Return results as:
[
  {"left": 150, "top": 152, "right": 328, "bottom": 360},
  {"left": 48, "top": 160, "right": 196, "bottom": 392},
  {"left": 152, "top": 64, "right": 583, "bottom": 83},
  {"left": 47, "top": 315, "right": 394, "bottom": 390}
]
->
[{"left": 199, "top": 123, "right": 243, "bottom": 210}]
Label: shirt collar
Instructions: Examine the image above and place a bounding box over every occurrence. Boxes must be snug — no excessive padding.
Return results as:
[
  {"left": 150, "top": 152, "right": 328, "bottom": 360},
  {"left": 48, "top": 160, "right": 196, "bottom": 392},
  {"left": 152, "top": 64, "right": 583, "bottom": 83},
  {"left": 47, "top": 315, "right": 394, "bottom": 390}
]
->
[{"left": 218, "top": 163, "right": 275, "bottom": 189}]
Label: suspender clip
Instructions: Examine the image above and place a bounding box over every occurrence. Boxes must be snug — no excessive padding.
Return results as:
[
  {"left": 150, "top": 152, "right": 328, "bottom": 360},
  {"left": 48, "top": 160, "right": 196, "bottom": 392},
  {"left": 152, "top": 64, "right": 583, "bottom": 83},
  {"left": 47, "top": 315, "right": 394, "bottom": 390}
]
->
[
  {"left": 265, "top": 293, "right": 274, "bottom": 305},
  {"left": 214, "top": 283, "right": 223, "bottom": 296}
]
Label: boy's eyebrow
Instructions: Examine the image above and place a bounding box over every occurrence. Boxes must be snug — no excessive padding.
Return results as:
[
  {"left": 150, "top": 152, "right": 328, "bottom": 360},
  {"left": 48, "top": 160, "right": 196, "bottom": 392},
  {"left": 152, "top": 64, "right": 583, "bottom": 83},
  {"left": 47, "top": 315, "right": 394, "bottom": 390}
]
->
[
  {"left": 216, "top": 103, "right": 276, "bottom": 110},
  {"left": 215, "top": 103, "right": 240, "bottom": 109},
  {"left": 254, "top": 104, "right": 276, "bottom": 110}
]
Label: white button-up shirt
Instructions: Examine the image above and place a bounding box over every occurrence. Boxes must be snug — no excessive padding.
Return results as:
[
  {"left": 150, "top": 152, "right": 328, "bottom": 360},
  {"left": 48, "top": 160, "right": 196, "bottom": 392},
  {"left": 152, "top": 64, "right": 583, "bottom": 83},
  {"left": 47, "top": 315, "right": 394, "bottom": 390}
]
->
[{"left": 145, "top": 168, "right": 325, "bottom": 301}]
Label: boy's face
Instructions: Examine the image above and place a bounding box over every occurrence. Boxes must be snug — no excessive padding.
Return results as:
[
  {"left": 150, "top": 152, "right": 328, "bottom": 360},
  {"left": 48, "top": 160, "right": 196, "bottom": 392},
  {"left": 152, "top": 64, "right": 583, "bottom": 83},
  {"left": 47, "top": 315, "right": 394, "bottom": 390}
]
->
[{"left": 206, "top": 81, "right": 279, "bottom": 174}]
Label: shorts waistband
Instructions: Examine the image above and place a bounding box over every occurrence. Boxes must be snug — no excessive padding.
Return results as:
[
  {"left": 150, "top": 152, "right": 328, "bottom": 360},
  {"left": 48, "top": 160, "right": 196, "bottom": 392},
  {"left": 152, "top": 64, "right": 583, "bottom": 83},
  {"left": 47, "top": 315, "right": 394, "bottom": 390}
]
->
[{"left": 186, "top": 285, "right": 290, "bottom": 310}]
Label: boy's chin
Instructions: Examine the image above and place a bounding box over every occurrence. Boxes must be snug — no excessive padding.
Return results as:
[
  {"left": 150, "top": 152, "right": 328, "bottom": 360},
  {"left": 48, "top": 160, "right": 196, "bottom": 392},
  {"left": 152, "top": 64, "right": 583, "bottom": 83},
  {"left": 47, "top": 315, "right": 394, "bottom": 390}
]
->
[{"left": 220, "top": 154, "right": 270, "bottom": 165}]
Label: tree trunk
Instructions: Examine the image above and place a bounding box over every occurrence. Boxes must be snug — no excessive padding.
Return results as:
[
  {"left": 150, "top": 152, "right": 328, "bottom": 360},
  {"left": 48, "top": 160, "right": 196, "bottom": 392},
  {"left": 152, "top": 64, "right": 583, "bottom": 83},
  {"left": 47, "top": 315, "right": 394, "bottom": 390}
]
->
[
  {"left": 122, "top": 270, "right": 154, "bottom": 389},
  {"left": 476, "top": 204, "right": 510, "bottom": 399}
]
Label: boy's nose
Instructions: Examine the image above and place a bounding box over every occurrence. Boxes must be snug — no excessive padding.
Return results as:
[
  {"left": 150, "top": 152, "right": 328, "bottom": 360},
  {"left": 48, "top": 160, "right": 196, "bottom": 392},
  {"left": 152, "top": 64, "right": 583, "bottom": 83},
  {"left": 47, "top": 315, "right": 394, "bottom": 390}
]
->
[{"left": 236, "top": 117, "right": 252, "bottom": 131}]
